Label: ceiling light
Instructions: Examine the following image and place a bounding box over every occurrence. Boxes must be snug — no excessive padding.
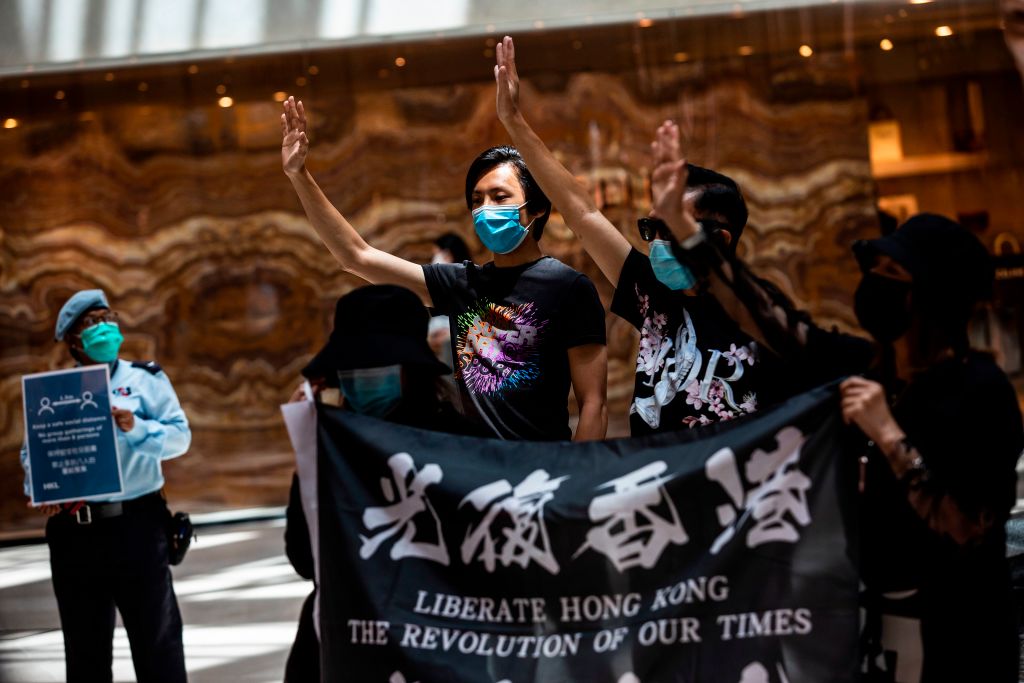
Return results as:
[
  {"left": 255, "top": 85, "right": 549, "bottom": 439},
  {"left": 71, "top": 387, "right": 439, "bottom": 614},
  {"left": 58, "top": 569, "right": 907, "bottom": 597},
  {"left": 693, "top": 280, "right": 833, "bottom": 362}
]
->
[
  {"left": 880, "top": 38, "right": 894, "bottom": 50},
  {"left": 3, "top": 118, "right": 18, "bottom": 129},
  {"left": 799, "top": 44, "right": 813, "bottom": 57},
  {"left": 935, "top": 25, "right": 953, "bottom": 37},
  {"left": 217, "top": 96, "right": 233, "bottom": 108}
]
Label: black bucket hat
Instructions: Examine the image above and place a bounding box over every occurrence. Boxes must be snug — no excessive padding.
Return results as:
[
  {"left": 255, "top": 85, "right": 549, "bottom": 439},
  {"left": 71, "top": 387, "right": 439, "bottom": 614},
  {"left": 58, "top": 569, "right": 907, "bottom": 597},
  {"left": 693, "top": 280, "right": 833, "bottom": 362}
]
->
[
  {"left": 852, "top": 212, "right": 994, "bottom": 308},
  {"left": 302, "top": 285, "right": 450, "bottom": 380}
]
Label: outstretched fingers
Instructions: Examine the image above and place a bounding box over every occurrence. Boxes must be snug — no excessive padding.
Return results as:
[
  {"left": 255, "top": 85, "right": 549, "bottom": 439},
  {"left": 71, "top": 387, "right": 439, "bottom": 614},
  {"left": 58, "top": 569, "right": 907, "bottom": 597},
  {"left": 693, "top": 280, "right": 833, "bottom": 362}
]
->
[
  {"left": 653, "top": 120, "right": 680, "bottom": 165},
  {"left": 284, "top": 96, "right": 305, "bottom": 135},
  {"left": 503, "top": 36, "right": 518, "bottom": 79}
]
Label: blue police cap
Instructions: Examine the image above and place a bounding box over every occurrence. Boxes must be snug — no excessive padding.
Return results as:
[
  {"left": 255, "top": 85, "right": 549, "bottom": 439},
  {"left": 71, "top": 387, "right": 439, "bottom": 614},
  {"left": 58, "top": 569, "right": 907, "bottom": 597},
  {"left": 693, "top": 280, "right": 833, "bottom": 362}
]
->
[{"left": 55, "top": 289, "right": 109, "bottom": 341}]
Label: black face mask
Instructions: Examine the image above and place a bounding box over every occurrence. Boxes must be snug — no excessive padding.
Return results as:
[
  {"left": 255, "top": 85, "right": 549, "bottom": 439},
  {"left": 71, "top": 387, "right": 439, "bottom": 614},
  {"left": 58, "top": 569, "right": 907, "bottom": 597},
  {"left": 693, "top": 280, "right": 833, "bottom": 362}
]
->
[{"left": 854, "top": 273, "right": 913, "bottom": 343}]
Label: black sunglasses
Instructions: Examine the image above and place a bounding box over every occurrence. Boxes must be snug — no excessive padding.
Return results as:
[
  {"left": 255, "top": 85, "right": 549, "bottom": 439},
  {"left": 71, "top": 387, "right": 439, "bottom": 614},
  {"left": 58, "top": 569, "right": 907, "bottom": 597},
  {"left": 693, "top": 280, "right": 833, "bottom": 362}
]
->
[{"left": 637, "top": 217, "right": 668, "bottom": 242}]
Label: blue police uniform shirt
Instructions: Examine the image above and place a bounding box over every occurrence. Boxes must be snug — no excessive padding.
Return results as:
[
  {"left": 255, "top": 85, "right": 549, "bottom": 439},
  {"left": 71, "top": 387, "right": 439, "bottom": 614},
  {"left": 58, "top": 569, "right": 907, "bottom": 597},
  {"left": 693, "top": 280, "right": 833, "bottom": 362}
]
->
[{"left": 21, "top": 359, "right": 191, "bottom": 502}]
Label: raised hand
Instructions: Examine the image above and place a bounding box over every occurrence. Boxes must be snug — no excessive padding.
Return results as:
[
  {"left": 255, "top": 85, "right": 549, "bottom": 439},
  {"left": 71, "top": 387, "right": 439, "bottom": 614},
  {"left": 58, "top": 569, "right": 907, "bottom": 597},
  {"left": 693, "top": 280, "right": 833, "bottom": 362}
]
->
[
  {"left": 281, "top": 96, "right": 309, "bottom": 177},
  {"left": 649, "top": 121, "right": 699, "bottom": 242},
  {"left": 494, "top": 36, "right": 521, "bottom": 123},
  {"left": 650, "top": 120, "right": 682, "bottom": 204}
]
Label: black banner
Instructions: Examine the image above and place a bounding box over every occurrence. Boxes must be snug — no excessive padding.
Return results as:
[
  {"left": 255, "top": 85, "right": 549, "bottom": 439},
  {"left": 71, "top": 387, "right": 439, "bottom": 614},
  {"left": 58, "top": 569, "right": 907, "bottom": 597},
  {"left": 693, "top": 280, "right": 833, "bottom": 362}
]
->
[{"left": 318, "top": 384, "right": 859, "bottom": 683}]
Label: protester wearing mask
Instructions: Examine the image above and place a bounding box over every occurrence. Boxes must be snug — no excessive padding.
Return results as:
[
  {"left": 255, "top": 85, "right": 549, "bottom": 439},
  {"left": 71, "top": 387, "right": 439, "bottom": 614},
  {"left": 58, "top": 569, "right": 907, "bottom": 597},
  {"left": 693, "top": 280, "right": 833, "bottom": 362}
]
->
[
  {"left": 283, "top": 284, "right": 483, "bottom": 682},
  {"left": 425, "top": 232, "right": 471, "bottom": 396},
  {"left": 431, "top": 232, "right": 473, "bottom": 266},
  {"left": 493, "top": 36, "right": 782, "bottom": 434},
  {"left": 281, "top": 98, "right": 608, "bottom": 441},
  {"left": 19, "top": 289, "right": 190, "bottom": 683},
  {"left": 649, "top": 137, "right": 1023, "bottom": 680},
  {"left": 1004, "top": 0, "right": 1024, "bottom": 85}
]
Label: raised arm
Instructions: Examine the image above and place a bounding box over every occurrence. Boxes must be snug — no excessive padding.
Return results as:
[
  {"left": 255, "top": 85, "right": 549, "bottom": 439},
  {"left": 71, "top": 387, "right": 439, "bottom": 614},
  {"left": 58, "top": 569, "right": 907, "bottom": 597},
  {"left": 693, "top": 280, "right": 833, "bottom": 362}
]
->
[
  {"left": 649, "top": 122, "right": 874, "bottom": 385},
  {"left": 494, "top": 37, "right": 630, "bottom": 287},
  {"left": 650, "top": 121, "right": 816, "bottom": 359},
  {"left": 281, "top": 97, "right": 431, "bottom": 304}
]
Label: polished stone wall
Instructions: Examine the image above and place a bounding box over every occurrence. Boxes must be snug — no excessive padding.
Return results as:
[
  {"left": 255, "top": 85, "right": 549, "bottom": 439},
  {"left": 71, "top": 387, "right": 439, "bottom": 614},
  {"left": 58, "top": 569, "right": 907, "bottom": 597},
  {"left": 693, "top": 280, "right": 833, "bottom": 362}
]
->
[{"left": 0, "top": 50, "right": 881, "bottom": 532}]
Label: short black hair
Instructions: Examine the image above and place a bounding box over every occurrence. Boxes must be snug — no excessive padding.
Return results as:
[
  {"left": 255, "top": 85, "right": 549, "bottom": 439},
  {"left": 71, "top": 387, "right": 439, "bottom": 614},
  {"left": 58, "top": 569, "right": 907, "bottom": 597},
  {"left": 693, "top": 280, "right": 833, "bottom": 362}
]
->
[
  {"left": 685, "top": 164, "right": 748, "bottom": 250},
  {"left": 465, "top": 146, "right": 552, "bottom": 240},
  {"left": 434, "top": 232, "right": 472, "bottom": 263}
]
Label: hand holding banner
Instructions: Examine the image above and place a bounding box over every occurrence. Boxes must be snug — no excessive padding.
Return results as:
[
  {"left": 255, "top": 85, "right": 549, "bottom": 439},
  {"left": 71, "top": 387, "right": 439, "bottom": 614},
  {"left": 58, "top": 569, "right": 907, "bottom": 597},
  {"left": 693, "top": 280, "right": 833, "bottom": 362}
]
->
[{"left": 317, "top": 384, "right": 859, "bottom": 683}]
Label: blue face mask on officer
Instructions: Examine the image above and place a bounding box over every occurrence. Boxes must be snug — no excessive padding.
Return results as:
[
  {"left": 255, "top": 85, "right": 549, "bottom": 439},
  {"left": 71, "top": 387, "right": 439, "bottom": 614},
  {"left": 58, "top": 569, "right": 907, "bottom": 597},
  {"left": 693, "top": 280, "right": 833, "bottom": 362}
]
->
[
  {"left": 472, "top": 202, "right": 535, "bottom": 254},
  {"left": 80, "top": 322, "right": 124, "bottom": 363},
  {"left": 337, "top": 365, "right": 403, "bottom": 417},
  {"left": 649, "top": 240, "right": 697, "bottom": 291}
]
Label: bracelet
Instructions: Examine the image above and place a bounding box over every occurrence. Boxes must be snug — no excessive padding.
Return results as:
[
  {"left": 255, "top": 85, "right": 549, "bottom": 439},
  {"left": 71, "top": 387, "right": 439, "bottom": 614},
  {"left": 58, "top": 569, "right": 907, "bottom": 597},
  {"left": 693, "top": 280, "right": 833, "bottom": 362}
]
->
[{"left": 898, "top": 445, "right": 928, "bottom": 488}]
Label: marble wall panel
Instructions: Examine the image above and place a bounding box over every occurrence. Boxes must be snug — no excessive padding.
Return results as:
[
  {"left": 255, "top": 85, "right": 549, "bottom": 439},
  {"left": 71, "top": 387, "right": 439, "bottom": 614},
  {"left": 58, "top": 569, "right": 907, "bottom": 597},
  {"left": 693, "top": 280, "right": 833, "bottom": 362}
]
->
[{"left": 0, "top": 58, "right": 877, "bottom": 532}]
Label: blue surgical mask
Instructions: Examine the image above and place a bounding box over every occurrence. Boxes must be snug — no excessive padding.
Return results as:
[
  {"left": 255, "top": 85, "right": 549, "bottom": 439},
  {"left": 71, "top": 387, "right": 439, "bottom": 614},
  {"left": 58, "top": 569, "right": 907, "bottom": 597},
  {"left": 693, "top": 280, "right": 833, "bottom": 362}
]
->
[
  {"left": 80, "top": 322, "right": 124, "bottom": 363},
  {"left": 649, "top": 240, "right": 697, "bottom": 291},
  {"left": 337, "top": 365, "right": 403, "bottom": 417},
  {"left": 472, "top": 202, "right": 534, "bottom": 254}
]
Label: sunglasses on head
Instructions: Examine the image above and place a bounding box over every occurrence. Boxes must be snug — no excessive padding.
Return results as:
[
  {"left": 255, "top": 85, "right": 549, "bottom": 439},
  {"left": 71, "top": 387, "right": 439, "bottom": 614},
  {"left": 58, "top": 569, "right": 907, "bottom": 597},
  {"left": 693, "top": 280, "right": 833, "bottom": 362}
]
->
[{"left": 637, "top": 217, "right": 731, "bottom": 242}]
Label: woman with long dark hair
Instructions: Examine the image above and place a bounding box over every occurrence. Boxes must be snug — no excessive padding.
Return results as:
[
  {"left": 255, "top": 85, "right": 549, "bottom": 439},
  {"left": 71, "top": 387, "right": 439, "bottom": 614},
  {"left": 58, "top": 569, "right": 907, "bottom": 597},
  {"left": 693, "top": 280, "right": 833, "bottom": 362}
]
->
[{"left": 649, "top": 122, "right": 1023, "bottom": 682}]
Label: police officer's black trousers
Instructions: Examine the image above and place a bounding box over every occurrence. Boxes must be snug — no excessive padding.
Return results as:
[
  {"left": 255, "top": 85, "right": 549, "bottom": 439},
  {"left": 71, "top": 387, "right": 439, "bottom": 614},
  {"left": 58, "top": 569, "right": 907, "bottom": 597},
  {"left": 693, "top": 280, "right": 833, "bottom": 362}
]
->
[{"left": 46, "top": 493, "right": 187, "bottom": 683}]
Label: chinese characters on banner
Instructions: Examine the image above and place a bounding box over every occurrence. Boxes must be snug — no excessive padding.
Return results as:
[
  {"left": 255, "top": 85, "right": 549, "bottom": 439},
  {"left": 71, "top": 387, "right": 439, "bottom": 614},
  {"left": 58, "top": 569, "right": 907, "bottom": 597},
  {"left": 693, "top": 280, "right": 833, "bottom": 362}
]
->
[{"left": 318, "top": 385, "right": 858, "bottom": 683}]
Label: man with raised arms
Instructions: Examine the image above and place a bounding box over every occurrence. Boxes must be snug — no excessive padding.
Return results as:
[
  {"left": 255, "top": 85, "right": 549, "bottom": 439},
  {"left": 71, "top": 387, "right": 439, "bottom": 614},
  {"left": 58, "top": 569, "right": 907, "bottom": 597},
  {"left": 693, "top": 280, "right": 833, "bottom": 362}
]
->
[
  {"left": 280, "top": 97, "right": 608, "bottom": 441},
  {"left": 493, "top": 37, "right": 784, "bottom": 435}
]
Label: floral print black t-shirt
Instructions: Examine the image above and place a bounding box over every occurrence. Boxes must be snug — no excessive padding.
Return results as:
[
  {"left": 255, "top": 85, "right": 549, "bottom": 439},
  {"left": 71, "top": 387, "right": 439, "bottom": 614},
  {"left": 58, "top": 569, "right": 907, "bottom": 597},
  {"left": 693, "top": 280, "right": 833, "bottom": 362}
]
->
[{"left": 611, "top": 248, "right": 776, "bottom": 436}]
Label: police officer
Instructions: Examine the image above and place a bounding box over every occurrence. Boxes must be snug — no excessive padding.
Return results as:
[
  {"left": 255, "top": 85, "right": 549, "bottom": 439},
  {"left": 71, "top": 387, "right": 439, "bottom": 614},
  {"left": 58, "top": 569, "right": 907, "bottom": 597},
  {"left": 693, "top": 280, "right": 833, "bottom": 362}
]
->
[{"left": 20, "top": 289, "right": 190, "bottom": 683}]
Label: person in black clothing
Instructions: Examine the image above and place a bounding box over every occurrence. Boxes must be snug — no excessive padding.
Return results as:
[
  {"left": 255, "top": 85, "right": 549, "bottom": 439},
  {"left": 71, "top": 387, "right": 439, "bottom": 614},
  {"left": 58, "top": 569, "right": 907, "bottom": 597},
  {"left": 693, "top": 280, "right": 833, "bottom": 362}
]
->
[
  {"left": 493, "top": 36, "right": 781, "bottom": 435},
  {"left": 432, "top": 232, "right": 473, "bottom": 265},
  {"left": 283, "top": 285, "right": 484, "bottom": 682},
  {"left": 649, "top": 125, "right": 1024, "bottom": 681},
  {"left": 282, "top": 475, "right": 317, "bottom": 683},
  {"left": 1005, "top": 0, "right": 1024, "bottom": 85},
  {"left": 280, "top": 96, "right": 608, "bottom": 442}
]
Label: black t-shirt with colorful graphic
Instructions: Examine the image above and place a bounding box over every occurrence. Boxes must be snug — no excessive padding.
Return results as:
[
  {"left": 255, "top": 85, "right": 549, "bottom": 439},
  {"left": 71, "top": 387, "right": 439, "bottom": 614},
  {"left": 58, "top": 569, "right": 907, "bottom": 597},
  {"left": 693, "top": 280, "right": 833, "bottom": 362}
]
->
[
  {"left": 423, "top": 257, "right": 606, "bottom": 441},
  {"left": 612, "top": 248, "right": 776, "bottom": 436}
]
